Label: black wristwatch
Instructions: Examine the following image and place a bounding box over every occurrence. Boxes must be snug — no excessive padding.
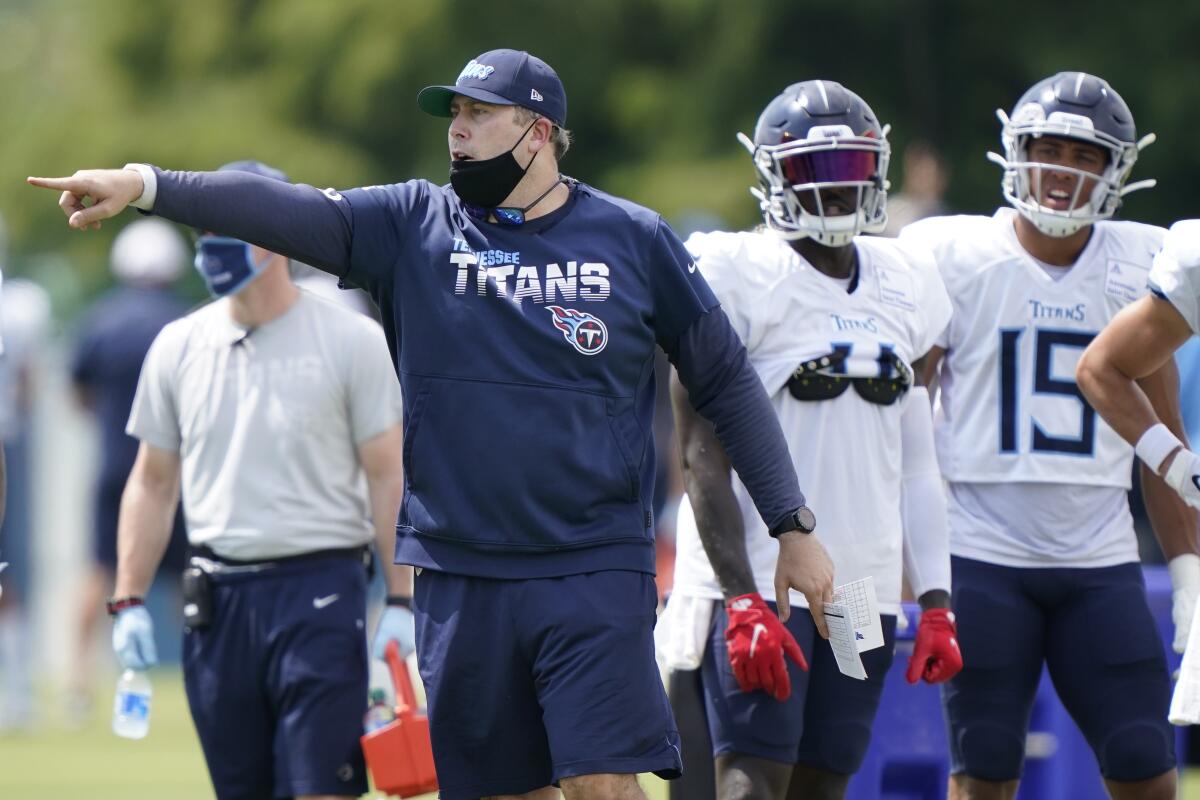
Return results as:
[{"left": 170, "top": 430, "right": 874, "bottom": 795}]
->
[{"left": 769, "top": 506, "right": 817, "bottom": 537}]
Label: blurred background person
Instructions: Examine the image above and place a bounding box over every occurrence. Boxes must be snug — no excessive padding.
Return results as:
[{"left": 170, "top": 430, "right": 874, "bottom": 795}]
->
[
  {"left": 881, "top": 141, "right": 950, "bottom": 237},
  {"left": 66, "top": 218, "right": 190, "bottom": 720},
  {"left": 290, "top": 260, "right": 375, "bottom": 318},
  {"left": 0, "top": 209, "right": 53, "bottom": 730}
]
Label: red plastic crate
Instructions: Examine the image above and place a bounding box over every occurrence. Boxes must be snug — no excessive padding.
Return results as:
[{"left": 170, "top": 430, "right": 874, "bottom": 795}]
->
[{"left": 361, "top": 641, "right": 438, "bottom": 798}]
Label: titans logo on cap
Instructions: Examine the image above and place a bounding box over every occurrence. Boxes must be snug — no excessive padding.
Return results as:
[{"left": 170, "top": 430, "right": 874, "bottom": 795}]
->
[{"left": 547, "top": 306, "right": 608, "bottom": 355}]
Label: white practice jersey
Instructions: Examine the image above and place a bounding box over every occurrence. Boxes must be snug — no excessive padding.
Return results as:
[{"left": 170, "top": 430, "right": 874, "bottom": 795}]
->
[
  {"left": 901, "top": 209, "right": 1164, "bottom": 567},
  {"left": 128, "top": 290, "right": 403, "bottom": 560},
  {"left": 671, "top": 230, "right": 951, "bottom": 613},
  {"left": 1149, "top": 219, "right": 1200, "bottom": 335}
]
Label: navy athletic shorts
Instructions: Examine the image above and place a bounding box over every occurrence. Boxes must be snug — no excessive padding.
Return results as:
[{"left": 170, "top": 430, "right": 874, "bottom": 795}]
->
[
  {"left": 413, "top": 569, "right": 682, "bottom": 800},
  {"left": 701, "top": 599, "right": 897, "bottom": 773},
  {"left": 944, "top": 556, "right": 1175, "bottom": 782},
  {"left": 182, "top": 553, "right": 369, "bottom": 799}
]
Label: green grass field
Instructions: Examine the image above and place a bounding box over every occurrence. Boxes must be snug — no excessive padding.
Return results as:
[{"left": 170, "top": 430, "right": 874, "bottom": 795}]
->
[
  {"left": 0, "top": 670, "right": 668, "bottom": 799},
  {"left": 5, "top": 669, "right": 1200, "bottom": 800}
]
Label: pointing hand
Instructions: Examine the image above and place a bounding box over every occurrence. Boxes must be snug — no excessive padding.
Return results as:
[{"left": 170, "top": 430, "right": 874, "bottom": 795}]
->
[{"left": 27, "top": 168, "right": 146, "bottom": 230}]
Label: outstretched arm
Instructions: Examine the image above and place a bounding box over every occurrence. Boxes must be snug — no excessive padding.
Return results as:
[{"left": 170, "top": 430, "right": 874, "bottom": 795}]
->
[{"left": 28, "top": 167, "right": 355, "bottom": 276}]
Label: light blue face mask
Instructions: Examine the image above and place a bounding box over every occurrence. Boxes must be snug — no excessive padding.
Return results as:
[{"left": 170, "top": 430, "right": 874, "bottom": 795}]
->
[{"left": 194, "top": 235, "right": 273, "bottom": 297}]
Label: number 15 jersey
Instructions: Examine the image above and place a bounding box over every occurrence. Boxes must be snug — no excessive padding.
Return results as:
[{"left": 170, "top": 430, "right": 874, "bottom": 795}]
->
[{"left": 901, "top": 209, "right": 1165, "bottom": 567}]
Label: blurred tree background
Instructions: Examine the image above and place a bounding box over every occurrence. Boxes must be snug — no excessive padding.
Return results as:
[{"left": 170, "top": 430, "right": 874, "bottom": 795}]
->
[{"left": 2, "top": 0, "right": 1198, "bottom": 314}]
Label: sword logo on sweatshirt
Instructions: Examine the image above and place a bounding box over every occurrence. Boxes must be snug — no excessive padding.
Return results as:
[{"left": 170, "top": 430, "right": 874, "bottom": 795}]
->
[{"left": 547, "top": 306, "right": 608, "bottom": 355}]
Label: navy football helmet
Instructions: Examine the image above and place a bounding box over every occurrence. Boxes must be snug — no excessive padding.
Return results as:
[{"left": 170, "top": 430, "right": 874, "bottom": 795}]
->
[
  {"left": 740, "top": 80, "right": 890, "bottom": 246},
  {"left": 988, "top": 72, "right": 1156, "bottom": 237}
]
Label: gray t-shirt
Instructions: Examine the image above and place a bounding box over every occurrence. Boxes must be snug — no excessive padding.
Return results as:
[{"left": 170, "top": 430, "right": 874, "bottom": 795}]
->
[{"left": 127, "top": 289, "right": 402, "bottom": 559}]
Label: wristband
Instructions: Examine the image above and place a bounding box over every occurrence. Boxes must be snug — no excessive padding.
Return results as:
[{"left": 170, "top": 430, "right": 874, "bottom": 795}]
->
[
  {"left": 386, "top": 595, "right": 413, "bottom": 609},
  {"left": 1169, "top": 554, "right": 1200, "bottom": 592},
  {"left": 106, "top": 596, "right": 146, "bottom": 617},
  {"left": 1135, "top": 423, "right": 1183, "bottom": 473},
  {"left": 123, "top": 163, "right": 158, "bottom": 210}
]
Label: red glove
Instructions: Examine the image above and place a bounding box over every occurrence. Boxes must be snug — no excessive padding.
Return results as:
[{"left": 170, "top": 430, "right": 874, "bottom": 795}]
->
[
  {"left": 906, "top": 608, "right": 963, "bottom": 684},
  {"left": 725, "top": 592, "right": 808, "bottom": 702}
]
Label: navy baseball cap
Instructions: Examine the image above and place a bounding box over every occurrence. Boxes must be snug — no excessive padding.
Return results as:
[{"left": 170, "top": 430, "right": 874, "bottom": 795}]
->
[
  {"left": 417, "top": 49, "right": 567, "bottom": 127},
  {"left": 218, "top": 160, "right": 289, "bottom": 182}
]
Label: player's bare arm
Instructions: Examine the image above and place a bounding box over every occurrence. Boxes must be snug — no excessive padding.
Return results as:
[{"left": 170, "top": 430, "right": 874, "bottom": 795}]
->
[
  {"left": 1135, "top": 359, "right": 1199, "bottom": 550},
  {"left": 113, "top": 443, "right": 182, "bottom": 598},
  {"left": 912, "top": 346, "right": 945, "bottom": 395},
  {"left": 672, "top": 372, "right": 813, "bottom": 700},
  {"left": 670, "top": 373, "right": 756, "bottom": 598},
  {"left": 668, "top": 308, "right": 834, "bottom": 634},
  {"left": 1077, "top": 295, "right": 1191, "bottom": 452},
  {"left": 1137, "top": 358, "right": 1200, "bottom": 654}
]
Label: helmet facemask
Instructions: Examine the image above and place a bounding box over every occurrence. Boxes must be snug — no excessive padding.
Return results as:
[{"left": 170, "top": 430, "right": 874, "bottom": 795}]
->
[
  {"left": 740, "top": 125, "right": 891, "bottom": 247},
  {"left": 988, "top": 105, "right": 1156, "bottom": 237}
]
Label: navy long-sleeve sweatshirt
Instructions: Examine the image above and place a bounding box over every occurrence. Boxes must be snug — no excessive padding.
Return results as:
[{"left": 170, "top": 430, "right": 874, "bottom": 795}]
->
[{"left": 149, "top": 169, "right": 806, "bottom": 578}]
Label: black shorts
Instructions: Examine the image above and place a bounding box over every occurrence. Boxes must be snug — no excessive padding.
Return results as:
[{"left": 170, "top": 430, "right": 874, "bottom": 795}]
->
[
  {"left": 701, "top": 598, "right": 897, "bottom": 773},
  {"left": 414, "top": 569, "right": 682, "bottom": 799},
  {"left": 182, "top": 554, "right": 369, "bottom": 799},
  {"left": 944, "top": 556, "right": 1175, "bottom": 782}
]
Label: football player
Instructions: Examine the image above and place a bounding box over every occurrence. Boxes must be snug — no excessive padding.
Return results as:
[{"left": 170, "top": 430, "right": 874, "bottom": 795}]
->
[
  {"left": 664, "top": 80, "right": 961, "bottom": 800},
  {"left": 900, "top": 72, "right": 1191, "bottom": 800}
]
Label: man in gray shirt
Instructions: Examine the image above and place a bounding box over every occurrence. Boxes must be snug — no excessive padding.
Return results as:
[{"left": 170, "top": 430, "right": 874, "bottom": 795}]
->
[{"left": 107, "top": 161, "right": 407, "bottom": 800}]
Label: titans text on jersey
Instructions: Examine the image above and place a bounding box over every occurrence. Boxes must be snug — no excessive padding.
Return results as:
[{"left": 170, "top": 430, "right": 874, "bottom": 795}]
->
[
  {"left": 448, "top": 248, "right": 611, "bottom": 303},
  {"left": 671, "top": 229, "right": 951, "bottom": 614}
]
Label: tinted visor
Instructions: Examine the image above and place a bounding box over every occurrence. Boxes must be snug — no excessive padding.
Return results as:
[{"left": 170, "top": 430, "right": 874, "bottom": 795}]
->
[{"left": 779, "top": 148, "right": 877, "bottom": 186}]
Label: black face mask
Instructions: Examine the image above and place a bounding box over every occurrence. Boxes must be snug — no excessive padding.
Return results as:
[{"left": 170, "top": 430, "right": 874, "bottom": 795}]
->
[{"left": 450, "top": 120, "right": 539, "bottom": 208}]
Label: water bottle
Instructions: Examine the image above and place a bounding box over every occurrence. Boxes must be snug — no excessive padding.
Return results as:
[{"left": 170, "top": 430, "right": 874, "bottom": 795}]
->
[
  {"left": 363, "top": 688, "right": 395, "bottom": 734},
  {"left": 112, "top": 668, "right": 152, "bottom": 739}
]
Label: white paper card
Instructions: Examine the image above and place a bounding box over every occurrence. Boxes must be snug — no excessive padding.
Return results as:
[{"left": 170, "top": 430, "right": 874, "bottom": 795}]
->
[
  {"left": 823, "top": 602, "right": 868, "bottom": 680},
  {"left": 1170, "top": 602, "right": 1200, "bottom": 725},
  {"left": 833, "top": 576, "right": 885, "bottom": 653}
]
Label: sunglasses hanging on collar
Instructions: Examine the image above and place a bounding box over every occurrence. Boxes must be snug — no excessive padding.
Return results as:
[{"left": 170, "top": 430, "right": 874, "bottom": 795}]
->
[
  {"left": 462, "top": 176, "right": 567, "bottom": 227},
  {"left": 787, "top": 348, "right": 913, "bottom": 406}
]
